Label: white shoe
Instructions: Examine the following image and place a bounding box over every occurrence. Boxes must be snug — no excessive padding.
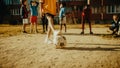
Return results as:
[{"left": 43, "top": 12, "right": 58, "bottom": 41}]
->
[
  {"left": 47, "top": 40, "right": 52, "bottom": 44},
  {"left": 44, "top": 38, "right": 52, "bottom": 44},
  {"left": 54, "top": 30, "right": 61, "bottom": 37}
]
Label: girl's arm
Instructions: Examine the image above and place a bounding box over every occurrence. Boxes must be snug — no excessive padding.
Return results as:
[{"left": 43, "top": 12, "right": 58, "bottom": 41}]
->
[{"left": 36, "top": 2, "right": 39, "bottom": 7}]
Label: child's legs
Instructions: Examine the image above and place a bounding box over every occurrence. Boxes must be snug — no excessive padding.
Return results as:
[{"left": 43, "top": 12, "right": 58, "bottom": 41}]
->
[
  {"left": 45, "top": 15, "right": 55, "bottom": 40},
  {"left": 64, "top": 24, "right": 67, "bottom": 32},
  {"left": 118, "top": 25, "right": 120, "bottom": 34},
  {"left": 109, "top": 26, "right": 115, "bottom": 31},
  {"left": 114, "top": 25, "right": 119, "bottom": 33},
  {"left": 34, "top": 16, "right": 37, "bottom": 32},
  {"left": 48, "top": 17, "right": 55, "bottom": 32},
  {"left": 87, "top": 19, "right": 92, "bottom": 32},
  {"left": 60, "top": 24, "right": 63, "bottom": 31},
  {"left": 63, "top": 17, "right": 67, "bottom": 32},
  {"left": 45, "top": 20, "right": 48, "bottom": 31},
  {"left": 42, "top": 19, "right": 45, "bottom": 32},
  {"left": 44, "top": 18, "right": 48, "bottom": 31},
  {"left": 30, "top": 23, "right": 33, "bottom": 33},
  {"left": 45, "top": 26, "right": 52, "bottom": 43},
  {"left": 82, "top": 18, "right": 85, "bottom": 32},
  {"left": 22, "top": 19, "right": 28, "bottom": 31},
  {"left": 42, "top": 19, "right": 48, "bottom": 32},
  {"left": 73, "top": 18, "right": 77, "bottom": 24},
  {"left": 43, "top": 23, "right": 45, "bottom": 32},
  {"left": 46, "top": 23, "right": 48, "bottom": 31},
  {"left": 34, "top": 23, "right": 37, "bottom": 31},
  {"left": 47, "top": 26, "right": 52, "bottom": 39},
  {"left": 59, "top": 18, "right": 63, "bottom": 31},
  {"left": 30, "top": 16, "right": 34, "bottom": 32},
  {"left": 22, "top": 24, "right": 26, "bottom": 31},
  {"left": 31, "top": 16, "right": 38, "bottom": 32}
]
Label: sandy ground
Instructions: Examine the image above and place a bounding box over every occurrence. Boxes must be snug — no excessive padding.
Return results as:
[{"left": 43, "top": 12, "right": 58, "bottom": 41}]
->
[{"left": 0, "top": 24, "right": 120, "bottom": 68}]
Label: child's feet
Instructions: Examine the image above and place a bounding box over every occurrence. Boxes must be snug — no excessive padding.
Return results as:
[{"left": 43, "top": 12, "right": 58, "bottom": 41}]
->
[
  {"left": 30, "top": 30, "right": 33, "bottom": 33},
  {"left": 112, "top": 31, "right": 117, "bottom": 35},
  {"left": 35, "top": 30, "right": 38, "bottom": 34},
  {"left": 44, "top": 38, "right": 52, "bottom": 44},
  {"left": 90, "top": 32, "right": 93, "bottom": 34},
  {"left": 65, "top": 30, "right": 67, "bottom": 32},
  {"left": 54, "top": 30, "right": 61, "bottom": 36},
  {"left": 47, "top": 40, "right": 52, "bottom": 44},
  {"left": 22, "top": 31, "right": 27, "bottom": 33},
  {"left": 43, "top": 30, "right": 45, "bottom": 33},
  {"left": 80, "top": 31, "right": 84, "bottom": 34}
]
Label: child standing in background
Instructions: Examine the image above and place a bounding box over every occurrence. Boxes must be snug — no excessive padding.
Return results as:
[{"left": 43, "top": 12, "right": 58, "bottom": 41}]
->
[
  {"left": 41, "top": 12, "right": 48, "bottom": 33},
  {"left": 30, "top": 1, "right": 39, "bottom": 33},
  {"left": 21, "top": 0, "right": 29, "bottom": 33},
  {"left": 81, "top": 5, "right": 93, "bottom": 34},
  {"left": 59, "top": 3, "right": 67, "bottom": 32}
]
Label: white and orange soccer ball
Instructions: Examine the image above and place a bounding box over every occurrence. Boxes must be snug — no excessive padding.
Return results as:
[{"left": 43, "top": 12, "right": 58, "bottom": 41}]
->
[{"left": 53, "top": 30, "right": 67, "bottom": 49}]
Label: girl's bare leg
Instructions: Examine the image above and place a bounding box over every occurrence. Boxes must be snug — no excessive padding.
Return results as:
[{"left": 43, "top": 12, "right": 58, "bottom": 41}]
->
[
  {"left": 22, "top": 24, "right": 27, "bottom": 32},
  {"left": 64, "top": 24, "right": 67, "bottom": 32},
  {"left": 47, "top": 27, "right": 52, "bottom": 39},
  {"left": 45, "top": 26, "right": 52, "bottom": 43},
  {"left": 34, "top": 23, "right": 38, "bottom": 33},
  {"left": 45, "top": 16, "right": 55, "bottom": 44},
  {"left": 30, "top": 23, "right": 33, "bottom": 33}
]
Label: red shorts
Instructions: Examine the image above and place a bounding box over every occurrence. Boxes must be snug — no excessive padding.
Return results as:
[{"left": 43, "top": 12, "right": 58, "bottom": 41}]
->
[{"left": 30, "top": 16, "right": 37, "bottom": 24}]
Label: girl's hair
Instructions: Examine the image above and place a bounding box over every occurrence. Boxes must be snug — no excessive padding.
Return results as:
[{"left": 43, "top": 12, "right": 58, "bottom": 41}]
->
[
  {"left": 30, "top": 1, "right": 33, "bottom": 4},
  {"left": 30, "top": 1, "right": 36, "bottom": 4},
  {"left": 62, "top": 2, "right": 66, "bottom": 7},
  {"left": 87, "top": 5, "right": 90, "bottom": 8},
  {"left": 22, "top": 0, "right": 27, "bottom": 5}
]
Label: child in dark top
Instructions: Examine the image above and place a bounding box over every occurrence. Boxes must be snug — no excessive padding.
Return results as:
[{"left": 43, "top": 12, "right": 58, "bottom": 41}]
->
[
  {"left": 109, "top": 14, "right": 119, "bottom": 34},
  {"left": 41, "top": 13, "right": 48, "bottom": 33},
  {"left": 21, "top": 0, "right": 29, "bottom": 33},
  {"left": 81, "top": 5, "right": 93, "bottom": 34}
]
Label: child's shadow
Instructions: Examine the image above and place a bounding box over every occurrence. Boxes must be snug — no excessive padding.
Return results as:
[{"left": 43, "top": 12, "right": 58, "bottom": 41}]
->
[
  {"left": 62, "top": 42, "right": 120, "bottom": 51},
  {"left": 63, "top": 32, "right": 120, "bottom": 38},
  {"left": 63, "top": 33, "right": 111, "bottom": 36},
  {"left": 62, "top": 47, "right": 120, "bottom": 51}
]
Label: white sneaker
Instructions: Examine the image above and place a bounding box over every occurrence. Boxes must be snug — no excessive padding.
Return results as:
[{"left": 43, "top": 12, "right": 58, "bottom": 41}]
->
[
  {"left": 44, "top": 38, "right": 52, "bottom": 44},
  {"left": 54, "top": 30, "right": 61, "bottom": 37},
  {"left": 47, "top": 39, "right": 52, "bottom": 44}
]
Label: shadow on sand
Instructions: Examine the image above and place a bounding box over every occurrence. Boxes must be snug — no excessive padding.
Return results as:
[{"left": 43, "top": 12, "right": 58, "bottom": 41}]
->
[
  {"left": 68, "top": 43, "right": 120, "bottom": 46},
  {"left": 63, "top": 32, "right": 111, "bottom": 36},
  {"left": 60, "top": 42, "right": 120, "bottom": 51},
  {"left": 63, "top": 33, "right": 120, "bottom": 38},
  {"left": 62, "top": 47, "right": 120, "bottom": 51},
  {"left": 60, "top": 33, "right": 120, "bottom": 51}
]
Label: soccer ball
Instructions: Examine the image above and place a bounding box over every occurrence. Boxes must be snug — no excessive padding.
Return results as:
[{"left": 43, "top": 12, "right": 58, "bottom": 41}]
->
[
  {"left": 53, "top": 35, "right": 67, "bottom": 49},
  {"left": 53, "top": 30, "right": 67, "bottom": 49}
]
